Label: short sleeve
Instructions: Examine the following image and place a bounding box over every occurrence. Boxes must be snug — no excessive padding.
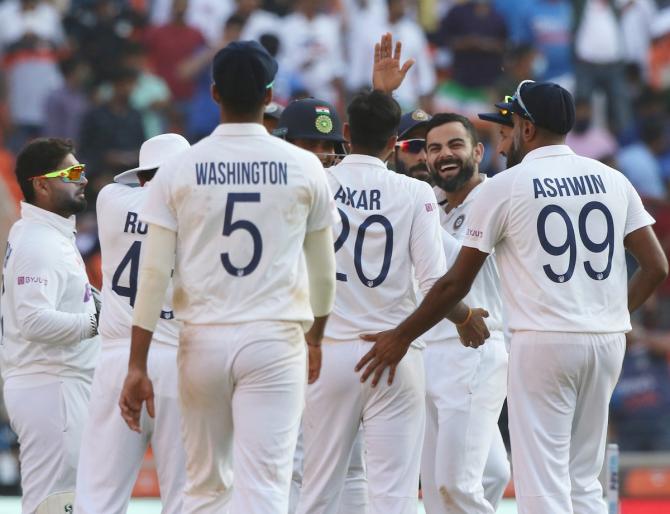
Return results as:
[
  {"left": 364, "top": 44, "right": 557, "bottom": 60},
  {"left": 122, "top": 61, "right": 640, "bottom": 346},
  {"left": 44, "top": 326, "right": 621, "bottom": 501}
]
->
[
  {"left": 624, "top": 177, "right": 655, "bottom": 236},
  {"left": 306, "top": 155, "right": 338, "bottom": 233},
  {"left": 462, "top": 176, "right": 510, "bottom": 254},
  {"left": 140, "top": 162, "right": 178, "bottom": 232}
]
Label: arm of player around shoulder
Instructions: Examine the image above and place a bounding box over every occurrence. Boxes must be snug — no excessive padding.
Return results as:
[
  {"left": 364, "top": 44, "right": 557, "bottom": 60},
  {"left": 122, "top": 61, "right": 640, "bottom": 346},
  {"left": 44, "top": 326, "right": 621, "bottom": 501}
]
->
[
  {"left": 12, "top": 235, "right": 96, "bottom": 343},
  {"left": 625, "top": 225, "right": 668, "bottom": 313}
]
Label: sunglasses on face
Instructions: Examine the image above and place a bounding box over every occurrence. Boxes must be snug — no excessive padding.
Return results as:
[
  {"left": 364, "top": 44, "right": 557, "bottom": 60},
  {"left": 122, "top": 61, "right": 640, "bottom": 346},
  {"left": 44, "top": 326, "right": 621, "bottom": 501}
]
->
[
  {"left": 396, "top": 139, "right": 425, "bottom": 154},
  {"left": 28, "top": 164, "right": 86, "bottom": 183}
]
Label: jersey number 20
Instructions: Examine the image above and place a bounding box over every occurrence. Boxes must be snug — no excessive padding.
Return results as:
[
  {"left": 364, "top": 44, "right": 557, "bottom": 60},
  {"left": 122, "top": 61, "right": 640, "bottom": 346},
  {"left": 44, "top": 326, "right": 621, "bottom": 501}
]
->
[
  {"left": 334, "top": 208, "right": 393, "bottom": 287},
  {"left": 537, "top": 201, "right": 614, "bottom": 283}
]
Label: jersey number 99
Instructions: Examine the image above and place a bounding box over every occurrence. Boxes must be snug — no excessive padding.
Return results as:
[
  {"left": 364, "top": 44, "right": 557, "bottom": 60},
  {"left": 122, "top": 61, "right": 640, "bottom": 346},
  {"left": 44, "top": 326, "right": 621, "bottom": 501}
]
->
[{"left": 537, "top": 201, "right": 614, "bottom": 283}]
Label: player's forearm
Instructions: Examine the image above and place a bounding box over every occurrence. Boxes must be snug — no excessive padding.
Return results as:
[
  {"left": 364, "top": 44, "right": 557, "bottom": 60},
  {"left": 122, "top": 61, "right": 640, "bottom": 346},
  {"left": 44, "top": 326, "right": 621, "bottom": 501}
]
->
[
  {"left": 132, "top": 224, "right": 176, "bottom": 332},
  {"left": 396, "top": 274, "right": 471, "bottom": 344},
  {"left": 19, "top": 309, "right": 96, "bottom": 344},
  {"left": 303, "top": 227, "right": 336, "bottom": 317},
  {"left": 628, "top": 267, "right": 668, "bottom": 313},
  {"left": 128, "top": 325, "right": 153, "bottom": 373}
]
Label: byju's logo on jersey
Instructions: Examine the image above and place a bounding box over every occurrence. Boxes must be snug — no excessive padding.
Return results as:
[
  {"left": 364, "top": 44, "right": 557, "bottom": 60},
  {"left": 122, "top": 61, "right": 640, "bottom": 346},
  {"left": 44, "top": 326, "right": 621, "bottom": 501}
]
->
[
  {"left": 17, "top": 276, "right": 48, "bottom": 286},
  {"left": 453, "top": 214, "right": 465, "bottom": 230},
  {"left": 466, "top": 228, "right": 482, "bottom": 238}
]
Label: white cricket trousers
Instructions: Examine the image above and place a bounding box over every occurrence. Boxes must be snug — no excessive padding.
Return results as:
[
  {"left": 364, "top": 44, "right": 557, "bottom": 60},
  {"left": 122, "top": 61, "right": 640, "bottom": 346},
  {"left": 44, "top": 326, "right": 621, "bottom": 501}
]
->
[
  {"left": 4, "top": 375, "right": 92, "bottom": 514},
  {"left": 290, "top": 425, "right": 368, "bottom": 514},
  {"left": 421, "top": 333, "right": 510, "bottom": 514},
  {"left": 297, "top": 341, "right": 425, "bottom": 514},
  {"left": 508, "top": 331, "right": 625, "bottom": 514},
  {"left": 75, "top": 344, "right": 186, "bottom": 514},
  {"left": 178, "top": 321, "right": 306, "bottom": 514}
]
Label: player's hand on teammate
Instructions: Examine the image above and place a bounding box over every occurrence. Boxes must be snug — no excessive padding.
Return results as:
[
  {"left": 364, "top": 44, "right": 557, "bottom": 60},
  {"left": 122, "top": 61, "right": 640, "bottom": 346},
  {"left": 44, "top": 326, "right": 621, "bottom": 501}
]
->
[
  {"left": 356, "top": 330, "right": 412, "bottom": 386},
  {"left": 456, "top": 308, "right": 490, "bottom": 348},
  {"left": 119, "top": 369, "right": 155, "bottom": 433},
  {"left": 372, "top": 32, "right": 415, "bottom": 95}
]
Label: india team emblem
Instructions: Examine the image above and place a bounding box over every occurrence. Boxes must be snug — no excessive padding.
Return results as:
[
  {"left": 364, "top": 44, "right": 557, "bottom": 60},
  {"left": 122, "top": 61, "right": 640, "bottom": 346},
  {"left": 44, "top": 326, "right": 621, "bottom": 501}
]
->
[
  {"left": 315, "top": 115, "right": 333, "bottom": 134},
  {"left": 454, "top": 214, "right": 465, "bottom": 230}
]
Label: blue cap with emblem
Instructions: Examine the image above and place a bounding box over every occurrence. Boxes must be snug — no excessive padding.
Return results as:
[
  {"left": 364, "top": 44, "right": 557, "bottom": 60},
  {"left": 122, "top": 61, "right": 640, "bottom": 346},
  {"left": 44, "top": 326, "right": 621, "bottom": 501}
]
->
[{"left": 398, "top": 109, "right": 432, "bottom": 140}]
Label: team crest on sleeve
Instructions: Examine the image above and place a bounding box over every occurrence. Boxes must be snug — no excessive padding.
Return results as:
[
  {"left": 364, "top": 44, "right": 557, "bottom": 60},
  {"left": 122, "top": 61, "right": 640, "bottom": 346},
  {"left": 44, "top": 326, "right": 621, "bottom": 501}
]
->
[{"left": 453, "top": 214, "right": 465, "bottom": 230}]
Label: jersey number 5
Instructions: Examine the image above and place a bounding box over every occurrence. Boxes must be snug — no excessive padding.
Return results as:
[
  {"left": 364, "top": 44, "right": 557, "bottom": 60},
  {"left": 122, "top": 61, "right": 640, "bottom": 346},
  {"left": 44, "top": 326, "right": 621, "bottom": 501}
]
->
[
  {"left": 334, "top": 208, "right": 393, "bottom": 287},
  {"left": 537, "top": 201, "right": 614, "bottom": 283},
  {"left": 221, "top": 193, "right": 263, "bottom": 277},
  {"left": 112, "top": 241, "right": 174, "bottom": 319}
]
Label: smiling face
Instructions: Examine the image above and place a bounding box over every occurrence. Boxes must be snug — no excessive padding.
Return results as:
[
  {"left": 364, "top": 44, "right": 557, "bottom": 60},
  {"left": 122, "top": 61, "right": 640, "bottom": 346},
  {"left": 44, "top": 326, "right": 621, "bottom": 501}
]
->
[{"left": 426, "top": 121, "right": 483, "bottom": 193}]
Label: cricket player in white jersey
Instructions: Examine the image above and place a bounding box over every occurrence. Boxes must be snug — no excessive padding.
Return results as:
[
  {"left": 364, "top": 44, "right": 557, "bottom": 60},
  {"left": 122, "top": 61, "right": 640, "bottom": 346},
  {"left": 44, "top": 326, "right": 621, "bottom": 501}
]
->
[
  {"left": 75, "top": 133, "right": 190, "bottom": 514},
  {"left": 477, "top": 98, "right": 515, "bottom": 168},
  {"left": 118, "top": 40, "right": 338, "bottom": 514},
  {"left": 275, "top": 98, "right": 368, "bottom": 514},
  {"left": 0, "top": 138, "right": 100, "bottom": 514},
  {"left": 296, "top": 89, "right": 490, "bottom": 514},
  {"left": 358, "top": 80, "right": 669, "bottom": 514},
  {"left": 413, "top": 112, "right": 510, "bottom": 514}
]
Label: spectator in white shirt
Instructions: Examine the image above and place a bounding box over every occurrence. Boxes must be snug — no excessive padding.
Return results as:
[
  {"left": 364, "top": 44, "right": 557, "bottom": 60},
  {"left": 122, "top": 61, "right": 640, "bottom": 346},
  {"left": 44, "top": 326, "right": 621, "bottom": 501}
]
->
[
  {"left": 280, "top": 0, "right": 346, "bottom": 106},
  {"left": 346, "top": 0, "right": 436, "bottom": 111}
]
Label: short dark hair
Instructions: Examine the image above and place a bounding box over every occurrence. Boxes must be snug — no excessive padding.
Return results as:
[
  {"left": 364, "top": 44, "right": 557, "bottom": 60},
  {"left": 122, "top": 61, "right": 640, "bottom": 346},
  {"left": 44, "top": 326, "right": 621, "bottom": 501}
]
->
[
  {"left": 212, "top": 40, "right": 277, "bottom": 116},
  {"left": 15, "top": 138, "right": 74, "bottom": 203},
  {"left": 347, "top": 90, "right": 401, "bottom": 153},
  {"left": 425, "top": 113, "right": 479, "bottom": 146}
]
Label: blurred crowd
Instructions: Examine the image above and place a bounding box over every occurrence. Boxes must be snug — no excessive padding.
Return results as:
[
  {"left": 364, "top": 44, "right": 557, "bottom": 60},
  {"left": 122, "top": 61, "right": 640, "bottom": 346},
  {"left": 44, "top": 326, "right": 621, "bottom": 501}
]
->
[{"left": 1, "top": 0, "right": 670, "bottom": 490}]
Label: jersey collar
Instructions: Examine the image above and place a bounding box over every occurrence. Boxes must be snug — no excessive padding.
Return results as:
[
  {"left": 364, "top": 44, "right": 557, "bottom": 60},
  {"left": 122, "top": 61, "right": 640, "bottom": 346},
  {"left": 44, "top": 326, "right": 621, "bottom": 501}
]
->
[
  {"left": 20, "top": 201, "right": 77, "bottom": 237},
  {"left": 211, "top": 123, "right": 269, "bottom": 137},
  {"left": 337, "top": 154, "right": 388, "bottom": 169},
  {"left": 522, "top": 144, "right": 575, "bottom": 162},
  {"left": 434, "top": 174, "right": 488, "bottom": 212}
]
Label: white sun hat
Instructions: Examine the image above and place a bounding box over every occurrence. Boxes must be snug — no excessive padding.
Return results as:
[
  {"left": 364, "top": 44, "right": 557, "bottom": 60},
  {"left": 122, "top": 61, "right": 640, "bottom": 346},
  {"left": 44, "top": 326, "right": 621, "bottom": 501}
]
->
[{"left": 114, "top": 133, "right": 190, "bottom": 185}]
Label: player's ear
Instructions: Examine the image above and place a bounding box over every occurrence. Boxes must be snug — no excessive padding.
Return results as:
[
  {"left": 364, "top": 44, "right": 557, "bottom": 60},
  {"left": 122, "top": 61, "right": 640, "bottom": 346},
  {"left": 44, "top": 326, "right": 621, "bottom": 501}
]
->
[
  {"left": 211, "top": 83, "right": 221, "bottom": 105},
  {"left": 523, "top": 119, "right": 536, "bottom": 142},
  {"left": 343, "top": 122, "right": 351, "bottom": 143},
  {"left": 263, "top": 87, "right": 272, "bottom": 106},
  {"left": 473, "top": 141, "right": 485, "bottom": 165}
]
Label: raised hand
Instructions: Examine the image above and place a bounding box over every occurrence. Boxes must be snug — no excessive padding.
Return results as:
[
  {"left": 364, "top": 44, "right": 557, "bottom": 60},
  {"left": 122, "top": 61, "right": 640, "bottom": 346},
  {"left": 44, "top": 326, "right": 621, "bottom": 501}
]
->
[{"left": 372, "top": 32, "right": 415, "bottom": 94}]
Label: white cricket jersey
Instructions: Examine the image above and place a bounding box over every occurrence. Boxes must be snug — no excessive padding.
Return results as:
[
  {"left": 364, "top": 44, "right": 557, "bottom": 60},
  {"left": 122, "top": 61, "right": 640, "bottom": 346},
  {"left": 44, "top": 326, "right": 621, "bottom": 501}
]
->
[
  {"left": 96, "top": 183, "right": 180, "bottom": 347},
  {"left": 141, "top": 123, "right": 337, "bottom": 327},
  {"left": 424, "top": 178, "right": 505, "bottom": 343},
  {"left": 463, "top": 145, "right": 655, "bottom": 333},
  {"left": 324, "top": 155, "right": 447, "bottom": 344},
  {"left": 0, "top": 203, "right": 99, "bottom": 384}
]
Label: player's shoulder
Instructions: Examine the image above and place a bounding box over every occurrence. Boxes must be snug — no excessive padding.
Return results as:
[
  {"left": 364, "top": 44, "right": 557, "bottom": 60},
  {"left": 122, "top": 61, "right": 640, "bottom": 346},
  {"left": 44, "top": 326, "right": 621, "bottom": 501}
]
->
[{"left": 97, "top": 182, "right": 142, "bottom": 211}]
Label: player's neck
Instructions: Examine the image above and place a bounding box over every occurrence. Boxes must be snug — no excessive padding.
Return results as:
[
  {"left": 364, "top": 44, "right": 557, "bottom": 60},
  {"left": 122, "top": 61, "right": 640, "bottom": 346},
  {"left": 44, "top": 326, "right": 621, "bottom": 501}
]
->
[
  {"left": 444, "top": 173, "right": 483, "bottom": 210},
  {"left": 350, "top": 145, "right": 391, "bottom": 162}
]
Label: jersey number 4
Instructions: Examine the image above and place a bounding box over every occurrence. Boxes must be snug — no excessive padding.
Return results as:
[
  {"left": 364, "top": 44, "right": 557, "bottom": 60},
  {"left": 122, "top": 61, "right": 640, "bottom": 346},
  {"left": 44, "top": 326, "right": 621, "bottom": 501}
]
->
[
  {"left": 334, "top": 208, "right": 393, "bottom": 287},
  {"left": 537, "top": 201, "right": 614, "bottom": 283},
  {"left": 112, "top": 241, "right": 174, "bottom": 319}
]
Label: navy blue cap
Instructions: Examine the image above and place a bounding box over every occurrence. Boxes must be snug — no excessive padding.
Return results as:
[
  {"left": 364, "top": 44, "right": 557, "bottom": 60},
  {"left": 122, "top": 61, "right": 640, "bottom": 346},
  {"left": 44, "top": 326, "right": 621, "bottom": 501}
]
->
[
  {"left": 478, "top": 101, "right": 513, "bottom": 127},
  {"left": 497, "top": 80, "right": 575, "bottom": 135},
  {"left": 274, "top": 98, "right": 345, "bottom": 142},
  {"left": 212, "top": 40, "right": 278, "bottom": 98},
  {"left": 398, "top": 109, "right": 432, "bottom": 139}
]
